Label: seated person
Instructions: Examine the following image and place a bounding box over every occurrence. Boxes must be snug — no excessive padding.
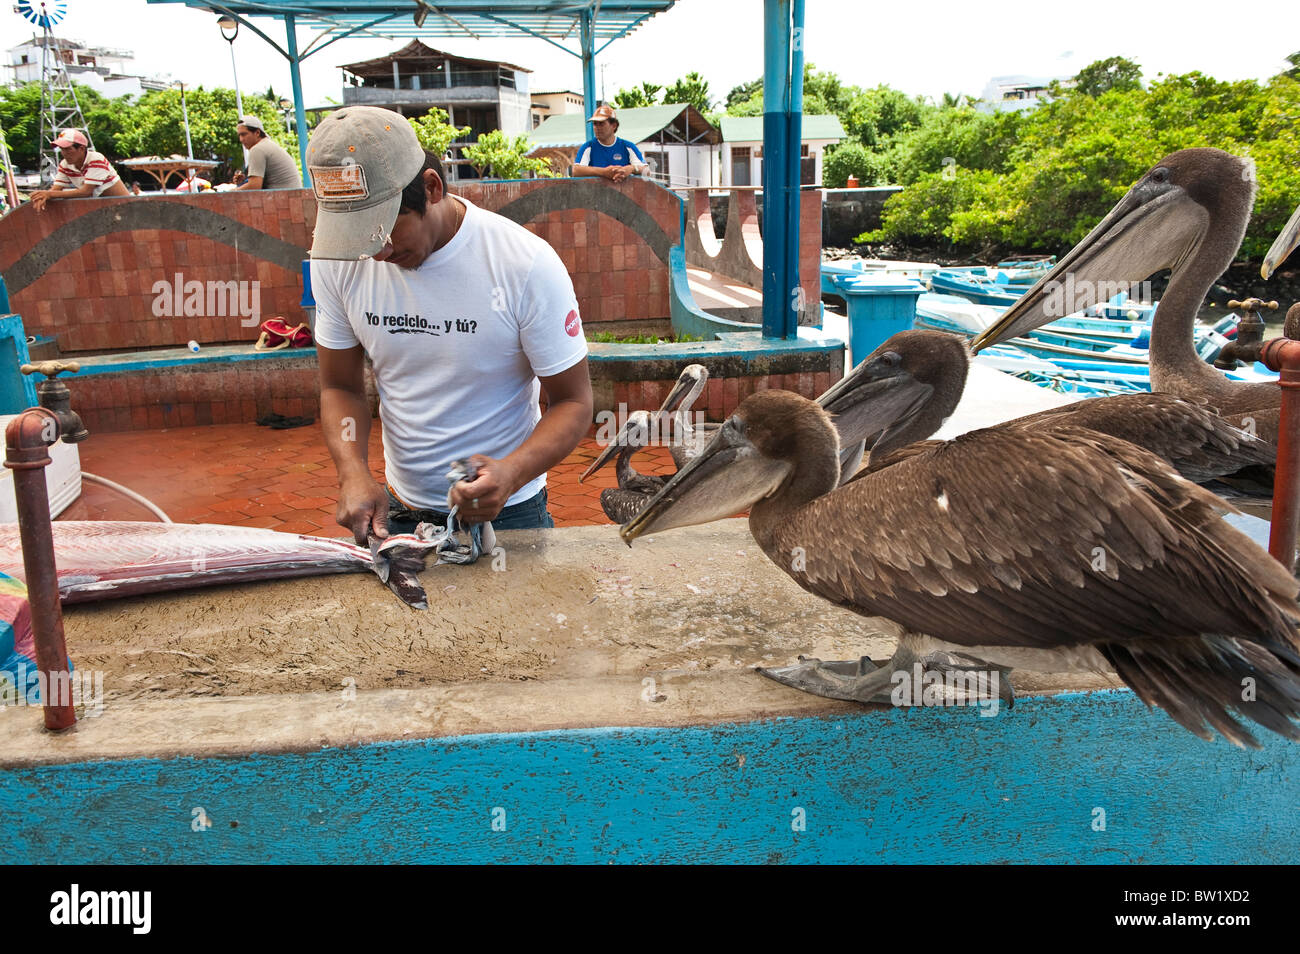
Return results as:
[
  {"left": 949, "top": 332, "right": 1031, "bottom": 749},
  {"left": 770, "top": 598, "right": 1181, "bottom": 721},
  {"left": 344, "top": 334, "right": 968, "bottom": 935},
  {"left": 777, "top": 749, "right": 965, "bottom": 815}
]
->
[
  {"left": 234, "top": 115, "right": 303, "bottom": 190},
  {"left": 571, "top": 105, "right": 647, "bottom": 183},
  {"left": 28, "top": 129, "right": 129, "bottom": 211}
]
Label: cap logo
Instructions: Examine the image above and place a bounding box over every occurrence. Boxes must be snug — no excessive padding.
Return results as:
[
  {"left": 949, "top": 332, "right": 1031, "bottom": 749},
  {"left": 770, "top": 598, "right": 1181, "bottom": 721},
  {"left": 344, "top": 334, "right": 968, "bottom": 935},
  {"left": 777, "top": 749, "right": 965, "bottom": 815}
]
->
[{"left": 310, "top": 164, "right": 369, "bottom": 202}]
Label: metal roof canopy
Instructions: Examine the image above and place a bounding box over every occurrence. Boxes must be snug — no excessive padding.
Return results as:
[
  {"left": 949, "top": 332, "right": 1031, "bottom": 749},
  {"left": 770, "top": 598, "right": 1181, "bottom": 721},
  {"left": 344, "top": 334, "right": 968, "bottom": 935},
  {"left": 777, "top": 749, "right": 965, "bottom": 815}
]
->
[{"left": 144, "top": 1, "right": 676, "bottom": 181}]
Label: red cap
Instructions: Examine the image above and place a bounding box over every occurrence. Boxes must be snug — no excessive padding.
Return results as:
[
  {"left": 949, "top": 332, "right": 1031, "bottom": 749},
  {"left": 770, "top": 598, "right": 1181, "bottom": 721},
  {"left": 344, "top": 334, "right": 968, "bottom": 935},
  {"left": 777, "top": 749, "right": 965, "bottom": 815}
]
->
[{"left": 52, "top": 129, "right": 89, "bottom": 148}]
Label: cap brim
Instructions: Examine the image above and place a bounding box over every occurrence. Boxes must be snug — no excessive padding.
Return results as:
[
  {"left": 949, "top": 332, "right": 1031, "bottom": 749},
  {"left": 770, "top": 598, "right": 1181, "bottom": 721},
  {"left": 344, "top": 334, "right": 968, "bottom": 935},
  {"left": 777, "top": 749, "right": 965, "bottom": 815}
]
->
[{"left": 309, "top": 191, "right": 403, "bottom": 261}]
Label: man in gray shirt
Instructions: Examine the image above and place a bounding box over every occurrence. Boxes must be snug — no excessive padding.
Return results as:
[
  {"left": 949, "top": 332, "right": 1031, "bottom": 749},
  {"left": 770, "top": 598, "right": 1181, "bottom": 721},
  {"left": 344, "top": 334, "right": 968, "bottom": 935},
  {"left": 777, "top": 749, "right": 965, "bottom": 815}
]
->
[{"left": 234, "top": 115, "right": 302, "bottom": 190}]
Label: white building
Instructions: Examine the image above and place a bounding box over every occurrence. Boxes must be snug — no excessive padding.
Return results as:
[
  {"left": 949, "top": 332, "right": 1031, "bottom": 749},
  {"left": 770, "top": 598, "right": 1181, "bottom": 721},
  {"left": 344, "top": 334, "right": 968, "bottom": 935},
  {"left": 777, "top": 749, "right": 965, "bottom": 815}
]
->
[
  {"left": 718, "top": 114, "right": 844, "bottom": 188},
  {"left": 530, "top": 89, "right": 585, "bottom": 129},
  {"left": 976, "top": 74, "right": 1073, "bottom": 113},
  {"left": 7, "top": 35, "right": 169, "bottom": 98}
]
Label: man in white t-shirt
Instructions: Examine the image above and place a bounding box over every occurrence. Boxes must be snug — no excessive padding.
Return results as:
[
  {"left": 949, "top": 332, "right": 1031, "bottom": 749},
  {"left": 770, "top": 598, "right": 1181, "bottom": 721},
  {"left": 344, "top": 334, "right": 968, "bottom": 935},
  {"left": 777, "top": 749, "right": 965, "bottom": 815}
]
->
[{"left": 307, "top": 106, "right": 592, "bottom": 543}]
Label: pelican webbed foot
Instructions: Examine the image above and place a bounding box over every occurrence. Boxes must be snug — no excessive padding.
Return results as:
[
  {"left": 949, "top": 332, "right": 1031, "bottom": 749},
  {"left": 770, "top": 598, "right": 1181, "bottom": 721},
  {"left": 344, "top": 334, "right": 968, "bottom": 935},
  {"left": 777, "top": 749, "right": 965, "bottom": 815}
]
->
[{"left": 757, "top": 650, "right": 1014, "bottom": 709}]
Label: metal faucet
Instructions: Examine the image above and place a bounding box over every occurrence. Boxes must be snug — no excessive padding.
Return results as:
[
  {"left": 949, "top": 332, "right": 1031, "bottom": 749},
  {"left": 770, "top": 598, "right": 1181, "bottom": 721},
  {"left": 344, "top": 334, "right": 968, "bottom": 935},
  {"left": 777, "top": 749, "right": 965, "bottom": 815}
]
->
[
  {"left": 4, "top": 360, "right": 90, "bottom": 730},
  {"left": 1214, "top": 299, "right": 1277, "bottom": 368},
  {"left": 22, "top": 361, "right": 89, "bottom": 443}
]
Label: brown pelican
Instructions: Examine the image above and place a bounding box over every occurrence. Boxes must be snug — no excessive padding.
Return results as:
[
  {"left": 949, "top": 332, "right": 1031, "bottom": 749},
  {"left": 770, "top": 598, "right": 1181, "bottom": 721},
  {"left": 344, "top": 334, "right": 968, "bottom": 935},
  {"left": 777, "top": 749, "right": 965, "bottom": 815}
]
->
[
  {"left": 580, "top": 410, "right": 672, "bottom": 525},
  {"left": 839, "top": 331, "right": 1273, "bottom": 485},
  {"left": 620, "top": 386, "right": 1300, "bottom": 747},
  {"left": 970, "top": 148, "right": 1281, "bottom": 444},
  {"left": 657, "top": 364, "right": 719, "bottom": 468},
  {"left": 585, "top": 357, "right": 897, "bottom": 522}
]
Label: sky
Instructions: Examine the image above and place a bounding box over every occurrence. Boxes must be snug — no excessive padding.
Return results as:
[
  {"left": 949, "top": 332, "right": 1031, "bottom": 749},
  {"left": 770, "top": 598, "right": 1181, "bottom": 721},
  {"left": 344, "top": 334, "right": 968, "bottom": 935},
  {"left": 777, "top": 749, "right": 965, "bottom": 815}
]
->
[{"left": 2, "top": 0, "right": 1297, "bottom": 110}]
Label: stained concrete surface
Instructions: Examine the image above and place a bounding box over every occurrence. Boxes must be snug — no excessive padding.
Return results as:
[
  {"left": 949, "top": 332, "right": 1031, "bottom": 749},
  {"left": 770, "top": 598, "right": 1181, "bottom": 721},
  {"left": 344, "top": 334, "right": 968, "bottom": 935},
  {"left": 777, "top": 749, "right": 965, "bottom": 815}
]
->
[{"left": 0, "top": 520, "right": 1121, "bottom": 765}]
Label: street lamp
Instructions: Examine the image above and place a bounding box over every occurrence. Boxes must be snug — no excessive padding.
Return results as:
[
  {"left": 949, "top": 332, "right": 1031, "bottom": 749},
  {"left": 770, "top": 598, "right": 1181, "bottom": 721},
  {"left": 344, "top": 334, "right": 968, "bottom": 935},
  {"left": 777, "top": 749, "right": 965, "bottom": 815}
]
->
[
  {"left": 217, "top": 16, "right": 245, "bottom": 118},
  {"left": 279, "top": 97, "right": 293, "bottom": 134},
  {"left": 174, "top": 80, "right": 195, "bottom": 190},
  {"left": 218, "top": 15, "right": 247, "bottom": 164}
]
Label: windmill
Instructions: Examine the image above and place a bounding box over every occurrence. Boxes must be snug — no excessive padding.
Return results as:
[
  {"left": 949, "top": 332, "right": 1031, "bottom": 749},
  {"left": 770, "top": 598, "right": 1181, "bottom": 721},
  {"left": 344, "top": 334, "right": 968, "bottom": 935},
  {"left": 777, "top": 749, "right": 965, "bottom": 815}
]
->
[{"left": 14, "top": 0, "right": 92, "bottom": 185}]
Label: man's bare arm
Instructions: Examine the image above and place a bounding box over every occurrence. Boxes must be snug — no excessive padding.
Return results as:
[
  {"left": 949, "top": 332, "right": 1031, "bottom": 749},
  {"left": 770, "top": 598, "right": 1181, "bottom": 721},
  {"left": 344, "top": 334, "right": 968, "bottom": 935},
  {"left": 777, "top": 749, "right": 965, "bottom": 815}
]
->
[
  {"left": 236, "top": 175, "right": 265, "bottom": 190},
  {"left": 451, "top": 357, "right": 593, "bottom": 521},
  {"left": 570, "top": 164, "right": 619, "bottom": 179},
  {"left": 318, "top": 343, "right": 389, "bottom": 543}
]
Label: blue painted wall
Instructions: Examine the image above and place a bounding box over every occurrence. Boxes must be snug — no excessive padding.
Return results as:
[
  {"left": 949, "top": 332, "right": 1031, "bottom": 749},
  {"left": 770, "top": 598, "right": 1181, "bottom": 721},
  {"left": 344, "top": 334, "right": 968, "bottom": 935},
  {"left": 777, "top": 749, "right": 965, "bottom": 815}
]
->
[{"left": 3, "top": 690, "right": 1295, "bottom": 864}]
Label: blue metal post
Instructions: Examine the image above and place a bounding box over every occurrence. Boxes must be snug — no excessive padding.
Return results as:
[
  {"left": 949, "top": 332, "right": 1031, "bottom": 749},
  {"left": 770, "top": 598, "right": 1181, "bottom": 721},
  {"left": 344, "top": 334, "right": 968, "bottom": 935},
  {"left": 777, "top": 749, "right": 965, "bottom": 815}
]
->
[
  {"left": 761, "top": 0, "right": 792, "bottom": 338},
  {"left": 785, "top": 0, "right": 805, "bottom": 332},
  {"left": 285, "top": 14, "right": 311, "bottom": 188},
  {"left": 581, "top": 9, "right": 598, "bottom": 143}
]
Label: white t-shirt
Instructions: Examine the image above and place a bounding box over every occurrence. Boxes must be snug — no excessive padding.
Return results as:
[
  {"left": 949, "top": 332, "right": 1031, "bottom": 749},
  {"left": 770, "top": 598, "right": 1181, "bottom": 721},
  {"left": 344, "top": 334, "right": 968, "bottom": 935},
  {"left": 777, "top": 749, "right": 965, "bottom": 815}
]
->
[{"left": 312, "top": 195, "right": 587, "bottom": 509}]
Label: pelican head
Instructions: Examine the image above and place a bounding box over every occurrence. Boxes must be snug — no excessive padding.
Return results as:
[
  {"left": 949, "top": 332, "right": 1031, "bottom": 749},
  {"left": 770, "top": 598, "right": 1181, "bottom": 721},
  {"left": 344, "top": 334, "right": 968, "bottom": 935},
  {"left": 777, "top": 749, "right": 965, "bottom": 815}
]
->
[
  {"left": 658, "top": 363, "right": 709, "bottom": 415},
  {"left": 1262, "top": 202, "right": 1300, "bottom": 280},
  {"left": 620, "top": 390, "right": 838, "bottom": 544},
  {"left": 819, "top": 330, "right": 969, "bottom": 459},
  {"left": 971, "top": 148, "right": 1256, "bottom": 352},
  {"left": 580, "top": 409, "right": 654, "bottom": 483}
]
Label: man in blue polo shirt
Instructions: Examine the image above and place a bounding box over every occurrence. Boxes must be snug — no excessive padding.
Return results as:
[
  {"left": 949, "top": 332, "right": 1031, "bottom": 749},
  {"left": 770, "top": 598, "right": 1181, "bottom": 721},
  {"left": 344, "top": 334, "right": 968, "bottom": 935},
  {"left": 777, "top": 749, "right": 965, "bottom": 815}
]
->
[{"left": 571, "top": 105, "right": 647, "bottom": 183}]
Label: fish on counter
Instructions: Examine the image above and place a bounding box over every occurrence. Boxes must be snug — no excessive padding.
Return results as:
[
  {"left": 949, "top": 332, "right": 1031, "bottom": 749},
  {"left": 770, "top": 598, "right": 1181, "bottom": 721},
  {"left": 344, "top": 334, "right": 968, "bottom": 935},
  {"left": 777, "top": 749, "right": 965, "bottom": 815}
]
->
[{"left": 0, "top": 520, "right": 455, "bottom": 610}]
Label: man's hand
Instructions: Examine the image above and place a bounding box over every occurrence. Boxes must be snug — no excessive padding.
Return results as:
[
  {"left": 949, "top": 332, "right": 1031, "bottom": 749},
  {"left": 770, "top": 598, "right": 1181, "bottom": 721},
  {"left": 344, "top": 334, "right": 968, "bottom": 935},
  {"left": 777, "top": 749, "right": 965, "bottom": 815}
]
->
[
  {"left": 449, "top": 454, "right": 521, "bottom": 523},
  {"left": 337, "top": 474, "right": 390, "bottom": 545},
  {"left": 29, "top": 191, "right": 49, "bottom": 212},
  {"left": 232, "top": 170, "right": 246, "bottom": 185},
  {"left": 607, "top": 165, "right": 634, "bottom": 183}
]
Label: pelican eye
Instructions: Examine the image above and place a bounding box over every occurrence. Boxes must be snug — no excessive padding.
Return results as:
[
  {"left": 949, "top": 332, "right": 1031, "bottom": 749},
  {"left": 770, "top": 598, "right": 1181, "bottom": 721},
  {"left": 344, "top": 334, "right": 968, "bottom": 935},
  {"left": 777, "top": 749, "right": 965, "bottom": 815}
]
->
[
  {"left": 1151, "top": 167, "right": 1169, "bottom": 184},
  {"left": 879, "top": 351, "right": 902, "bottom": 369}
]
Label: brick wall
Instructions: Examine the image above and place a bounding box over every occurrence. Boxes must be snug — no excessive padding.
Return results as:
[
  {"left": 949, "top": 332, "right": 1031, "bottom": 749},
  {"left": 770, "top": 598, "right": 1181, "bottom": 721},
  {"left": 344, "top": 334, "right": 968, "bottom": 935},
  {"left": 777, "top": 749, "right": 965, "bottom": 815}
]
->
[
  {"left": 457, "top": 177, "right": 680, "bottom": 324},
  {"left": 0, "top": 177, "right": 683, "bottom": 354},
  {"left": 0, "top": 190, "right": 314, "bottom": 353}
]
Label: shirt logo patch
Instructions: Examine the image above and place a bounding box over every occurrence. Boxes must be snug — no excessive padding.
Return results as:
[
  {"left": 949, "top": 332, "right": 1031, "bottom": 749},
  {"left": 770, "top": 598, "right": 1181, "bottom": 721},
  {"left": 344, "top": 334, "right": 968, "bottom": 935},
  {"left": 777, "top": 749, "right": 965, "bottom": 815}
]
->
[
  {"left": 310, "top": 164, "right": 368, "bottom": 201},
  {"left": 564, "top": 310, "right": 581, "bottom": 337}
]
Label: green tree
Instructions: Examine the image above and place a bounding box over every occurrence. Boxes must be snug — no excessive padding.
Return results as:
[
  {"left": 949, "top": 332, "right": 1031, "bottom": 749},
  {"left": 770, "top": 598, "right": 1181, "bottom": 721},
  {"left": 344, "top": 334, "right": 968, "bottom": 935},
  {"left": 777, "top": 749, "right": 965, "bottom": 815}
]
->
[
  {"left": 112, "top": 87, "right": 293, "bottom": 173},
  {"left": 1073, "top": 56, "right": 1143, "bottom": 96},
  {"left": 0, "top": 81, "right": 113, "bottom": 170},
  {"left": 662, "top": 72, "right": 713, "bottom": 112},
  {"left": 461, "top": 129, "right": 558, "bottom": 180},
  {"left": 725, "top": 78, "right": 762, "bottom": 110},
  {"left": 613, "top": 82, "right": 662, "bottom": 109},
  {"left": 823, "top": 142, "right": 884, "bottom": 188},
  {"left": 409, "top": 106, "right": 470, "bottom": 156}
]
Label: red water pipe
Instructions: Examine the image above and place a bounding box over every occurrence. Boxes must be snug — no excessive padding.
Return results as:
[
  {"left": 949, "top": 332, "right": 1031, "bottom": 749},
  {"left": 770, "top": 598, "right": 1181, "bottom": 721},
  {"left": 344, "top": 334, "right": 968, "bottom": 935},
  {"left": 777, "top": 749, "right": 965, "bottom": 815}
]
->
[
  {"left": 1260, "top": 336, "right": 1300, "bottom": 571},
  {"left": 4, "top": 408, "right": 75, "bottom": 730}
]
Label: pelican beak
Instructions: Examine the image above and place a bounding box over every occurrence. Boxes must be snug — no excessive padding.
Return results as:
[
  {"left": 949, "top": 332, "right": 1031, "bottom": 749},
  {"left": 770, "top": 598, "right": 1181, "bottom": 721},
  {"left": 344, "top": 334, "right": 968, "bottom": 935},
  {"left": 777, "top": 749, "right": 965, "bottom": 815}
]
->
[
  {"left": 970, "top": 184, "right": 1205, "bottom": 353},
  {"left": 658, "top": 366, "right": 705, "bottom": 414},
  {"left": 1262, "top": 203, "right": 1300, "bottom": 280},
  {"left": 580, "top": 413, "right": 647, "bottom": 482},
  {"left": 619, "top": 420, "right": 791, "bottom": 544},
  {"left": 579, "top": 435, "right": 623, "bottom": 483},
  {"left": 818, "top": 353, "right": 933, "bottom": 454}
]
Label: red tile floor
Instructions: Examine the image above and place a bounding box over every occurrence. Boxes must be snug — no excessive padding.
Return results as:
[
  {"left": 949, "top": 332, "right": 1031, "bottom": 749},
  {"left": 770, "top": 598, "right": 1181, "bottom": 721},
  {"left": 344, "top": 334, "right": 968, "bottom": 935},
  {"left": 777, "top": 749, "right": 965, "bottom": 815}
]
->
[{"left": 58, "top": 420, "right": 680, "bottom": 534}]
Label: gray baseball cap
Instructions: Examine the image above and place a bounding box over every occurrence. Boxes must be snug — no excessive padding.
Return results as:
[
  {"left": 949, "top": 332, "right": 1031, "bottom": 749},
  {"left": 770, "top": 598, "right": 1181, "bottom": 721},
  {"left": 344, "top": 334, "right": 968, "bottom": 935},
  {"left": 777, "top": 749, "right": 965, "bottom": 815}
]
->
[{"left": 307, "top": 106, "right": 426, "bottom": 260}]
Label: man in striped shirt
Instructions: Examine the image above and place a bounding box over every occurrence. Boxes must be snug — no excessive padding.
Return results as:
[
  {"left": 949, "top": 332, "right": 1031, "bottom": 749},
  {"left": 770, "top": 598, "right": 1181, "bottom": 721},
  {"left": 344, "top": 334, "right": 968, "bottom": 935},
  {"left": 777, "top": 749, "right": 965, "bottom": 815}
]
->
[{"left": 29, "top": 129, "right": 128, "bottom": 211}]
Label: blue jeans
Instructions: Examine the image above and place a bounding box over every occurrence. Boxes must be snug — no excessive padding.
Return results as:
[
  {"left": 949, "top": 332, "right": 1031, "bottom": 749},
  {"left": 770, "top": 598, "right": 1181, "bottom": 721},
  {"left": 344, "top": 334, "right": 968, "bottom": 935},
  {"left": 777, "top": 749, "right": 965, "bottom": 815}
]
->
[{"left": 385, "top": 485, "right": 555, "bottom": 534}]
